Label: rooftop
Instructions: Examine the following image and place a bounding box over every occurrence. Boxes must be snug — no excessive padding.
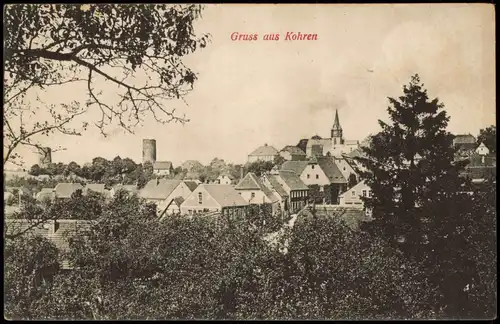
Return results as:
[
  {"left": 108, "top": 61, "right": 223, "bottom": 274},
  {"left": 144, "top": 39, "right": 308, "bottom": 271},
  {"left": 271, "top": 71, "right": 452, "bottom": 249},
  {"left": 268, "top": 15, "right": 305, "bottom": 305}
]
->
[
  {"left": 249, "top": 144, "right": 279, "bottom": 157},
  {"left": 140, "top": 179, "right": 182, "bottom": 200},
  {"left": 202, "top": 184, "right": 249, "bottom": 207},
  {"left": 153, "top": 161, "right": 173, "bottom": 170}
]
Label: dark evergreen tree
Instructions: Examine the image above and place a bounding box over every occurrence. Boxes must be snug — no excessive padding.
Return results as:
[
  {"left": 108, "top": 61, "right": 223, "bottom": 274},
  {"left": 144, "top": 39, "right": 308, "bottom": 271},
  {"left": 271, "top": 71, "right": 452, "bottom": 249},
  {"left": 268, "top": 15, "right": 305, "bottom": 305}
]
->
[{"left": 357, "top": 74, "right": 467, "bottom": 252}]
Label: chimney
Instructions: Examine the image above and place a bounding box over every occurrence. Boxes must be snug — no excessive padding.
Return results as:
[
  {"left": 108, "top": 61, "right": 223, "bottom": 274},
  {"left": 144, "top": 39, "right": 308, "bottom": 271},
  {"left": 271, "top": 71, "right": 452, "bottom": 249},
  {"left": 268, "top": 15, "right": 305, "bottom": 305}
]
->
[{"left": 240, "top": 167, "right": 244, "bottom": 180}]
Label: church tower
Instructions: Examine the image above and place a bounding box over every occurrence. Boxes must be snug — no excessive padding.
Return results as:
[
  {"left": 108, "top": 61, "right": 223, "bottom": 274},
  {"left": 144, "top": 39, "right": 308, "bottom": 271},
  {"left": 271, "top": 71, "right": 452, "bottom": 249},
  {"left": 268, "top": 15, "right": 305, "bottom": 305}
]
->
[{"left": 331, "top": 109, "right": 344, "bottom": 145}]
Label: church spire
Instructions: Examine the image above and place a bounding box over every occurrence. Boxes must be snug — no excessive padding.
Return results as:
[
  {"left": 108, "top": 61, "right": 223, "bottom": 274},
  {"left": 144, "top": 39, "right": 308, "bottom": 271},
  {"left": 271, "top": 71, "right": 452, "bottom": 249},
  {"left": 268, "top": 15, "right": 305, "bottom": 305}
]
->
[
  {"left": 331, "top": 109, "right": 344, "bottom": 144},
  {"left": 333, "top": 109, "right": 342, "bottom": 131}
]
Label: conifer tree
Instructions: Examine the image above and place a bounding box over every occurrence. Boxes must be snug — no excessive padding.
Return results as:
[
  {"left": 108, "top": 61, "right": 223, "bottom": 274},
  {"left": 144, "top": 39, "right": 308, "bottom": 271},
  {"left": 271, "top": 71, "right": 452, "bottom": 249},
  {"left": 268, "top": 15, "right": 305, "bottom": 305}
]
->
[{"left": 357, "top": 74, "right": 467, "bottom": 254}]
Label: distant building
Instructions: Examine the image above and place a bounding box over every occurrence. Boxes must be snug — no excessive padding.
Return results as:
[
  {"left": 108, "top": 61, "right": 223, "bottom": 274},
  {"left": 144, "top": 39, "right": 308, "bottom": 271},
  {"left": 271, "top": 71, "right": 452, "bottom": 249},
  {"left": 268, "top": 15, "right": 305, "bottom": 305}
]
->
[
  {"left": 5, "top": 219, "right": 93, "bottom": 269},
  {"left": 460, "top": 150, "right": 496, "bottom": 183},
  {"left": 140, "top": 179, "right": 196, "bottom": 216},
  {"left": 234, "top": 172, "right": 281, "bottom": 211},
  {"left": 153, "top": 161, "right": 174, "bottom": 176},
  {"left": 216, "top": 173, "right": 234, "bottom": 185},
  {"left": 83, "top": 183, "right": 110, "bottom": 198},
  {"left": 279, "top": 146, "right": 307, "bottom": 161},
  {"left": 109, "top": 184, "right": 138, "bottom": 197},
  {"left": 180, "top": 184, "right": 248, "bottom": 216},
  {"left": 281, "top": 155, "right": 348, "bottom": 203},
  {"left": 54, "top": 183, "right": 84, "bottom": 199},
  {"left": 262, "top": 170, "right": 309, "bottom": 213},
  {"left": 248, "top": 144, "right": 279, "bottom": 163},
  {"left": 475, "top": 142, "right": 490, "bottom": 156},
  {"left": 339, "top": 180, "right": 372, "bottom": 207},
  {"left": 142, "top": 139, "right": 157, "bottom": 164},
  {"left": 36, "top": 188, "right": 57, "bottom": 202},
  {"left": 453, "top": 134, "right": 477, "bottom": 151},
  {"left": 306, "top": 109, "right": 360, "bottom": 157}
]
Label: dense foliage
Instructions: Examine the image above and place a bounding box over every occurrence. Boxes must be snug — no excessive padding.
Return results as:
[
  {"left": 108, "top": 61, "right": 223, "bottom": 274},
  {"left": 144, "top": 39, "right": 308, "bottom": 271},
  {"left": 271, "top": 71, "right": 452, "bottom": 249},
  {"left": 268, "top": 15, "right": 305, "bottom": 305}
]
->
[{"left": 3, "top": 192, "right": 433, "bottom": 320}]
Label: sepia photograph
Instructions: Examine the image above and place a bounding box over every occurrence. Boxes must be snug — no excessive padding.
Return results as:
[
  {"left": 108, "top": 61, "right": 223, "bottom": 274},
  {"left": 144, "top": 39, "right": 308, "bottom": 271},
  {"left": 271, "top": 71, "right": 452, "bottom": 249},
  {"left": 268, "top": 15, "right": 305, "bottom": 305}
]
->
[{"left": 3, "top": 3, "right": 496, "bottom": 320}]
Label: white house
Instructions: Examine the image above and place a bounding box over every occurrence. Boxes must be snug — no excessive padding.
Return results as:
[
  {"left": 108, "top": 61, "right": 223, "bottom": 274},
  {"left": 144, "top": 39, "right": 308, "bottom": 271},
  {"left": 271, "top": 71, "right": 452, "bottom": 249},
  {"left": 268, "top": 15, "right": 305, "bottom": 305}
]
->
[
  {"left": 216, "top": 173, "right": 234, "bottom": 185},
  {"left": 248, "top": 144, "right": 279, "bottom": 163},
  {"left": 339, "top": 180, "right": 372, "bottom": 207},
  {"left": 140, "top": 179, "right": 196, "bottom": 216},
  {"left": 234, "top": 172, "right": 280, "bottom": 206},
  {"left": 153, "top": 161, "right": 174, "bottom": 176},
  {"left": 180, "top": 184, "right": 248, "bottom": 215},
  {"left": 475, "top": 142, "right": 490, "bottom": 156}
]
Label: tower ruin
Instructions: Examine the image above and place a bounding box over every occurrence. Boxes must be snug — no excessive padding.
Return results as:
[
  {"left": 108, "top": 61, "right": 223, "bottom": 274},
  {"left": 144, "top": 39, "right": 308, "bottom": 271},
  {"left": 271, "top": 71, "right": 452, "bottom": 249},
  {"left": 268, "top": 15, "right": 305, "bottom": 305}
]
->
[{"left": 142, "top": 139, "right": 157, "bottom": 164}]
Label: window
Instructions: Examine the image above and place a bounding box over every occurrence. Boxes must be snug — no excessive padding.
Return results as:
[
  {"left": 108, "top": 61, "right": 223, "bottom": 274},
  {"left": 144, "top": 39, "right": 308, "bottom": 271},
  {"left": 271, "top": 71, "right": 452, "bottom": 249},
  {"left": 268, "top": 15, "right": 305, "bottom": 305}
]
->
[
  {"left": 198, "top": 192, "right": 202, "bottom": 204},
  {"left": 307, "top": 174, "right": 310, "bottom": 179},
  {"left": 251, "top": 192, "right": 255, "bottom": 199},
  {"left": 351, "top": 190, "right": 356, "bottom": 197},
  {"left": 362, "top": 190, "right": 367, "bottom": 197},
  {"left": 315, "top": 174, "right": 319, "bottom": 179},
  {"left": 368, "top": 190, "right": 372, "bottom": 198},
  {"left": 312, "top": 165, "right": 315, "bottom": 169}
]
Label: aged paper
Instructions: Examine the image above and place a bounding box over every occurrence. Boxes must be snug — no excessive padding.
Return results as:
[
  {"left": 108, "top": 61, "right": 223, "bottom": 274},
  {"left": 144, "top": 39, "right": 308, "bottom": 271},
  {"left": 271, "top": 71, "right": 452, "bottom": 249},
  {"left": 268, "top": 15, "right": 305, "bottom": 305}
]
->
[{"left": 3, "top": 4, "right": 496, "bottom": 321}]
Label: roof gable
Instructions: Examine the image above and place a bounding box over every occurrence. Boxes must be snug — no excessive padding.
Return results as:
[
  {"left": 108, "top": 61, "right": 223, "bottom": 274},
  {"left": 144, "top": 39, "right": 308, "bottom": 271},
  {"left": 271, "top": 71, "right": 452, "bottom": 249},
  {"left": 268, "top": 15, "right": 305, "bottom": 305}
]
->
[
  {"left": 453, "top": 134, "right": 476, "bottom": 144},
  {"left": 140, "top": 179, "right": 181, "bottom": 200},
  {"left": 277, "top": 170, "right": 309, "bottom": 190},
  {"left": 183, "top": 181, "right": 198, "bottom": 192},
  {"left": 249, "top": 144, "right": 279, "bottom": 156},
  {"left": 202, "top": 184, "right": 248, "bottom": 207},
  {"left": 153, "top": 161, "right": 173, "bottom": 170},
  {"left": 281, "top": 146, "right": 306, "bottom": 155},
  {"left": 317, "top": 157, "right": 347, "bottom": 183},
  {"left": 235, "top": 173, "right": 261, "bottom": 190},
  {"left": 281, "top": 161, "right": 308, "bottom": 175},
  {"left": 84, "top": 183, "right": 106, "bottom": 194},
  {"left": 54, "top": 183, "right": 83, "bottom": 198}
]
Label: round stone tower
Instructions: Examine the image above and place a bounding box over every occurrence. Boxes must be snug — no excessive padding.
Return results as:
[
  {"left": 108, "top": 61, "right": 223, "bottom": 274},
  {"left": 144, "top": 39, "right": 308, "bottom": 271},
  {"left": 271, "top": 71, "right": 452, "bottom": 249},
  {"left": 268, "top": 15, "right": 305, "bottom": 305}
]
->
[
  {"left": 38, "top": 147, "right": 52, "bottom": 167},
  {"left": 142, "top": 139, "right": 157, "bottom": 164}
]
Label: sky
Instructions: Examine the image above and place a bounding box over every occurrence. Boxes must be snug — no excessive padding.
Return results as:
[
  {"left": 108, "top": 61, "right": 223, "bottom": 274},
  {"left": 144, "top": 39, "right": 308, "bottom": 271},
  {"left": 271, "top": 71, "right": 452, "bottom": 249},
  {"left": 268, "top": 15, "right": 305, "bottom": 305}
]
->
[{"left": 6, "top": 4, "right": 496, "bottom": 169}]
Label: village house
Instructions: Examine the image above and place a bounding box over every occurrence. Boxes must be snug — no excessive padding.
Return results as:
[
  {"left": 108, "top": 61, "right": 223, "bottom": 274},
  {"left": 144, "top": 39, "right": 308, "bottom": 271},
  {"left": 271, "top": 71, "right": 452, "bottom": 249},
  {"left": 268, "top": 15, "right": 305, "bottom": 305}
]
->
[
  {"left": 338, "top": 180, "right": 372, "bottom": 207},
  {"left": 5, "top": 219, "right": 93, "bottom": 269},
  {"left": 153, "top": 161, "right": 174, "bottom": 176},
  {"left": 460, "top": 147, "right": 497, "bottom": 184},
  {"left": 262, "top": 170, "right": 309, "bottom": 213},
  {"left": 331, "top": 156, "right": 359, "bottom": 183},
  {"left": 281, "top": 155, "right": 347, "bottom": 203},
  {"left": 83, "top": 183, "right": 111, "bottom": 198},
  {"left": 453, "top": 134, "right": 477, "bottom": 151},
  {"left": 140, "top": 179, "right": 197, "bottom": 216},
  {"left": 180, "top": 184, "right": 248, "bottom": 216},
  {"left": 279, "top": 146, "right": 307, "bottom": 161},
  {"left": 248, "top": 143, "right": 279, "bottom": 163},
  {"left": 109, "top": 184, "right": 139, "bottom": 197},
  {"left": 234, "top": 172, "right": 281, "bottom": 212},
  {"left": 216, "top": 173, "right": 234, "bottom": 185},
  {"left": 36, "top": 188, "right": 57, "bottom": 202},
  {"left": 54, "top": 183, "right": 84, "bottom": 199},
  {"left": 475, "top": 142, "right": 490, "bottom": 156}
]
